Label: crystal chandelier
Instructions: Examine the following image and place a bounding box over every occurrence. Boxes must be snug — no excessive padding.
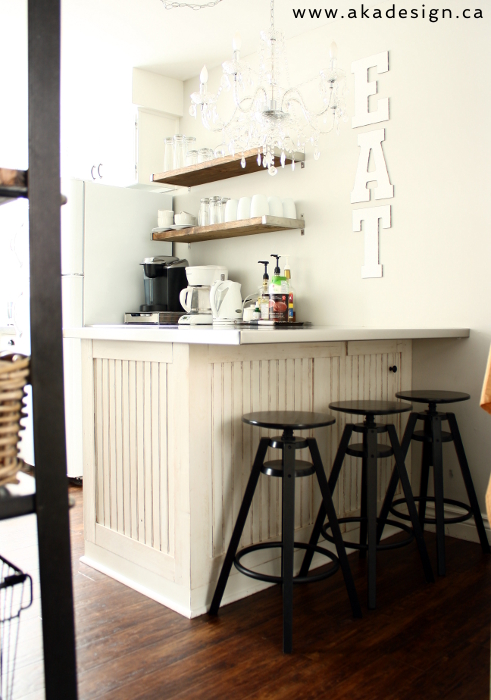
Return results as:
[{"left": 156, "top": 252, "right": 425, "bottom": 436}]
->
[
  {"left": 161, "top": 0, "right": 224, "bottom": 9},
  {"left": 189, "top": 0, "right": 347, "bottom": 175}
]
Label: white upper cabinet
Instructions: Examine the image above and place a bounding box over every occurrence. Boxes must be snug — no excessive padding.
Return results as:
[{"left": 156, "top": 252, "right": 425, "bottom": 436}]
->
[{"left": 61, "top": 68, "right": 183, "bottom": 189}]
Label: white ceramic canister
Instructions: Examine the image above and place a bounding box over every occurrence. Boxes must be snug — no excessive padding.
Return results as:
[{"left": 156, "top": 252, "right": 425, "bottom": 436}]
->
[
  {"left": 158, "top": 209, "right": 174, "bottom": 228},
  {"left": 237, "top": 197, "right": 251, "bottom": 220},
  {"left": 268, "top": 196, "right": 283, "bottom": 217},
  {"left": 224, "top": 198, "right": 239, "bottom": 222},
  {"left": 282, "top": 198, "right": 297, "bottom": 219},
  {"left": 250, "top": 194, "right": 269, "bottom": 218}
]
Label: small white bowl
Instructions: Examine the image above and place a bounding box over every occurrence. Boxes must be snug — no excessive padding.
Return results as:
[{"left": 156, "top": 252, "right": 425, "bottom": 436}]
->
[
  {"left": 175, "top": 211, "right": 197, "bottom": 226},
  {"left": 251, "top": 194, "right": 269, "bottom": 218},
  {"left": 237, "top": 197, "right": 251, "bottom": 220},
  {"left": 268, "top": 196, "right": 283, "bottom": 217},
  {"left": 282, "top": 198, "right": 297, "bottom": 219}
]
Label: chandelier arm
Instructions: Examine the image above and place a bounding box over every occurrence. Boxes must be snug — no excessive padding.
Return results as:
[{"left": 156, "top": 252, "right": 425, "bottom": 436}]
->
[
  {"left": 231, "top": 84, "right": 268, "bottom": 113},
  {"left": 280, "top": 94, "right": 335, "bottom": 135},
  {"left": 281, "top": 86, "right": 336, "bottom": 118}
]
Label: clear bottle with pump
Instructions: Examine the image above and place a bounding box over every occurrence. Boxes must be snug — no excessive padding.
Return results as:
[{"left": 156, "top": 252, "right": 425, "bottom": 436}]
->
[
  {"left": 283, "top": 256, "right": 296, "bottom": 323},
  {"left": 258, "top": 260, "right": 270, "bottom": 320},
  {"left": 269, "top": 254, "right": 289, "bottom": 322}
]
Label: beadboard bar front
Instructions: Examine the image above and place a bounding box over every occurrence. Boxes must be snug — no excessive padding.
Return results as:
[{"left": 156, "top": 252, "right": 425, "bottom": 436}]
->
[{"left": 80, "top": 337, "right": 412, "bottom": 617}]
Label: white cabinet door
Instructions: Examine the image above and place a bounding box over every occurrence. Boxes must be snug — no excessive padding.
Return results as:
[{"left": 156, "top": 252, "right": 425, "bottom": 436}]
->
[
  {"left": 62, "top": 99, "right": 135, "bottom": 187},
  {"left": 133, "top": 109, "right": 180, "bottom": 188}
]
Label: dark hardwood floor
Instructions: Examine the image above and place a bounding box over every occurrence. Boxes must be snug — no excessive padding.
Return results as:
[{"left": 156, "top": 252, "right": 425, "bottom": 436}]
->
[{"left": 1, "top": 487, "right": 490, "bottom": 699}]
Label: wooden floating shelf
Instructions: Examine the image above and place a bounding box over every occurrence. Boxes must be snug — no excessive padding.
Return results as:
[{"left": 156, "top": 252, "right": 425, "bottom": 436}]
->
[
  {"left": 152, "top": 215, "right": 305, "bottom": 243},
  {"left": 0, "top": 168, "right": 28, "bottom": 205},
  {"left": 151, "top": 148, "right": 305, "bottom": 189}
]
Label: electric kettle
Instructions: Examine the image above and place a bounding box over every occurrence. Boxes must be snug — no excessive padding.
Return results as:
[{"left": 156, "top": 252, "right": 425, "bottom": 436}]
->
[{"left": 210, "top": 280, "right": 243, "bottom": 324}]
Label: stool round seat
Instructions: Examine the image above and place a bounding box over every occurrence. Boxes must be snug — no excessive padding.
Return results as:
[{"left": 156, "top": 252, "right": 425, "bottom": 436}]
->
[
  {"left": 395, "top": 390, "right": 470, "bottom": 404},
  {"left": 329, "top": 400, "right": 412, "bottom": 416},
  {"left": 242, "top": 410, "right": 335, "bottom": 430}
]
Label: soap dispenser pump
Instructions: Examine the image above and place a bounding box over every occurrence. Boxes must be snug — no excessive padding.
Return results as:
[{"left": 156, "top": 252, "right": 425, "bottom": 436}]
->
[
  {"left": 258, "top": 260, "right": 270, "bottom": 319},
  {"left": 269, "top": 254, "right": 288, "bottom": 322}
]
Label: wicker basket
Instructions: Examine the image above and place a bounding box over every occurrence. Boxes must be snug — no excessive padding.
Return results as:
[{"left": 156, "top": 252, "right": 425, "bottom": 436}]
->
[{"left": 0, "top": 354, "right": 30, "bottom": 487}]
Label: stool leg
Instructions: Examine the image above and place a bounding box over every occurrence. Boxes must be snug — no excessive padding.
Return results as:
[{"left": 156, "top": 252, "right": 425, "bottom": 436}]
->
[
  {"left": 209, "top": 437, "right": 270, "bottom": 615},
  {"left": 307, "top": 438, "right": 362, "bottom": 619},
  {"left": 447, "top": 412, "right": 490, "bottom": 554},
  {"left": 431, "top": 414, "right": 446, "bottom": 576},
  {"left": 298, "top": 424, "right": 353, "bottom": 577},
  {"left": 366, "top": 427, "right": 378, "bottom": 609},
  {"left": 359, "top": 451, "right": 368, "bottom": 560},
  {"left": 387, "top": 424, "right": 434, "bottom": 584},
  {"left": 418, "top": 431, "right": 432, "bottom": 529},
  {"left": 282, "top": 442, "right": 296, "bottom": 654},
  {"left": 376, "top": 412, "right": 418, "bottom": 543}
]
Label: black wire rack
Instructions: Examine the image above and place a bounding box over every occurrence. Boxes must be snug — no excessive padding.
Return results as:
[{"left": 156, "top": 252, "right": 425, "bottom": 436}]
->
[{"left": 0, "top": 555, "right": 33, "bottom": 700}]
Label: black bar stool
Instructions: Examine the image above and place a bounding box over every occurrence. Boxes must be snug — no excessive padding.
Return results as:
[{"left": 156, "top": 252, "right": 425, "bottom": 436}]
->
[
  {"left": 209, "top": 410, "right": 362, "bottom": 654},
  {"left": 300, "top": 400, "right": 434, "bottom": 610},
  {"left": 377, "top": 390, "right": 490, "bottom": 576}
]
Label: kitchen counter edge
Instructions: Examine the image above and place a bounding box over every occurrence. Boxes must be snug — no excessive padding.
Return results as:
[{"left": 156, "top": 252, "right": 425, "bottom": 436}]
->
[{"left": 62, "top": 326, "right": 471, "bottom": 345}]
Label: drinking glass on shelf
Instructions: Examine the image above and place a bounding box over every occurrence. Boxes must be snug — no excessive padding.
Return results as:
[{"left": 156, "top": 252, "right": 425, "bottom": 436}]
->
[
  {"left": 163, "top": 137, "right": 174, "bottom": 172},
  {"left": 209, "top": 196, "right": 221, "bottom": 225},
  {"left": 184, "top": 136, "right": 196, "bottom": 157},
  {"left": 219, "top": 197, "right": 230, "bottom": 224},
  {"left": 186, "top": 150, "right": 198, "bottom": 166},
  {"left": 198, "top": 198, "right": 210, "bottom": 227},
  {"left": 214, "top": 144, "right": 227, "bottom": 158},
  {"left": 173, "top": 135, "right": 186, "bottom": 169},
  {"left": 198, "top": 148, "right": 214, "bottom": 163}
]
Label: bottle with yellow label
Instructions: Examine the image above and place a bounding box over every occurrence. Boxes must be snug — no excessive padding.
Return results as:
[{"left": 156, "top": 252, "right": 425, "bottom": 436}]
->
[{"left": 283, "top": 255, "right": 296, "bottom": 322}]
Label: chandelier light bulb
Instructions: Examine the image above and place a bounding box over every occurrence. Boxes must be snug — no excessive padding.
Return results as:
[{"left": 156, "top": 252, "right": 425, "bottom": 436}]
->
[
  {"left": 200, "top": 65, "right": 209, "bottom": 84},
  {"left": 232, "top": 31, "right": 242, "bottom": 51}
]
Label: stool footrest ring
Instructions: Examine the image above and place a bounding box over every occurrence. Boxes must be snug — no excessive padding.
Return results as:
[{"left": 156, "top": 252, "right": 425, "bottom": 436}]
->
[
  {"left": 322, "top": 517, "right": 414, "bottom": 551},
  {"left": 234, "top": 541, "right": 339, "bottom": 585},
  {"left": 389, "top": 497, "right": 473, "bottom": 525}
]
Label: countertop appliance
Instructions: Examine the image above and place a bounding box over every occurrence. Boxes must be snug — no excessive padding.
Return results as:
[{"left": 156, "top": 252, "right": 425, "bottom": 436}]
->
[
  {"left": 140, "top": 256, "right": 188, "bottom": 312},
  {"left": 61, "top": 179, "right": 174, "bottom": 476},
  {"left": 210, "top": 280, "right": 243, "bottom": 325},
  {"left": 178, "top": 265, "right": 228, "bottom": 326}
]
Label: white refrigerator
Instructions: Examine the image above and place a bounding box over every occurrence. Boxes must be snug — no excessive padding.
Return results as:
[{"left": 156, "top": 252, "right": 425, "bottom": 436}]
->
[{"left": 61, "top": 180, "right": 173, "bottom": 477}]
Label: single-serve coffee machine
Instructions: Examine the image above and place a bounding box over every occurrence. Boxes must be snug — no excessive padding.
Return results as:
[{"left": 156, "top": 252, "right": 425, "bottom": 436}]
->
[
  {"left": 178, "top": 265, "right": 228, "bottom": 325},
  {"left": 124, "top": 256, "right": 188, "bottom": 325}
]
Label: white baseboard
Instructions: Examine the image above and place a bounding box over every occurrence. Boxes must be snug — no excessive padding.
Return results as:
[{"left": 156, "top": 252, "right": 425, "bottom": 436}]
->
[{"left": 419, "top": 502, "right": 490, "bottom": 545}]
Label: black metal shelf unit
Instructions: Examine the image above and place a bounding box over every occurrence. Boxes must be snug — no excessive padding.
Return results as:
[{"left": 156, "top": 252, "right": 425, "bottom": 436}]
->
[{"left": 0, "top": 0, "right": 78, "bottom": 697}]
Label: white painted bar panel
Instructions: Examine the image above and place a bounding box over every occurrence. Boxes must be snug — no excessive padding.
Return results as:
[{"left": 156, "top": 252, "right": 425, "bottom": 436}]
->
[{"left": 82, "top": 337, "right": 414, "bottom": 618}]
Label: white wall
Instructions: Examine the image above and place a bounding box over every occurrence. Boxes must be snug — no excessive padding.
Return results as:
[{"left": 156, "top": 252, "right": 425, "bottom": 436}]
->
[{"left": 174, "top": 9, "right": 491, "bottom": 512}]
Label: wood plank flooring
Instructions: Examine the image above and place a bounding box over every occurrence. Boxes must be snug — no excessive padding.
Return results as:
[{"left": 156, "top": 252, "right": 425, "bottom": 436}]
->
[{"left": 0, "top": 486, "right": 490, "bottom": 699}]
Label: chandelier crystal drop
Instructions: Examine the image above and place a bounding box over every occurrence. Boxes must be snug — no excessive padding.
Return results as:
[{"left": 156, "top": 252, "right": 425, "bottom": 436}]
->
[{"left": 189, "top": 0, "right": 348, "bottom": 175}]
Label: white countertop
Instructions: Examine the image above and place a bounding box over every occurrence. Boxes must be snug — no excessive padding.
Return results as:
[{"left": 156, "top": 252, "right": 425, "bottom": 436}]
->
[{"left": 63, "top": 325, "right": 470, "bottom": 345}]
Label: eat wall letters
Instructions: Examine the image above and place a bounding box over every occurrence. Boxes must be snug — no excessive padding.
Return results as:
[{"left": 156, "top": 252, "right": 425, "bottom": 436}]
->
[
  {"left": 351, "top": 129, "right": 394, "bottom": 203},
  {"left": 351, "top": 51, "right": 392, "bottom": 279},
  {"left": 351, "top": 51, "right": 389, "bottom": 128},
  {"left": 352, "top": 205, "right": 391, "bottom": 279}
]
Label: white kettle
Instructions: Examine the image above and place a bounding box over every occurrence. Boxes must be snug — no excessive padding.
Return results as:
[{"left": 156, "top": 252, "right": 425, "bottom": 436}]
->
[{"left": 210, "top": 280, "right": 243, "bottom": 324}]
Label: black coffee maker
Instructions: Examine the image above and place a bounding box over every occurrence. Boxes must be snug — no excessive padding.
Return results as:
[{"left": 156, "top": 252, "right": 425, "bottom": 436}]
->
[{"left": 140, "top": 257, "right": 188, "bottom": 312}]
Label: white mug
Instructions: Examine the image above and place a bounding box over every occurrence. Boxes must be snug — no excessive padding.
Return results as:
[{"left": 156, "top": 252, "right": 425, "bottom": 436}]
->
[
  {"left": 282, "top": 198, "right": 297, "bottom": 219},
  {"left": 268, "top": 196, "right": 283, "bottom": 217},
  {"left": 237, "top": 197, "right": 251, "bottom": 220},
  {"left": 224, "top": 198, "right": 239, "bottom": 222},
  {"left": 158, "top": 209, "right": 174, "bottom": 228},
  {"left": 251, "top": 194, "right": 269, "bottom": 218}
]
